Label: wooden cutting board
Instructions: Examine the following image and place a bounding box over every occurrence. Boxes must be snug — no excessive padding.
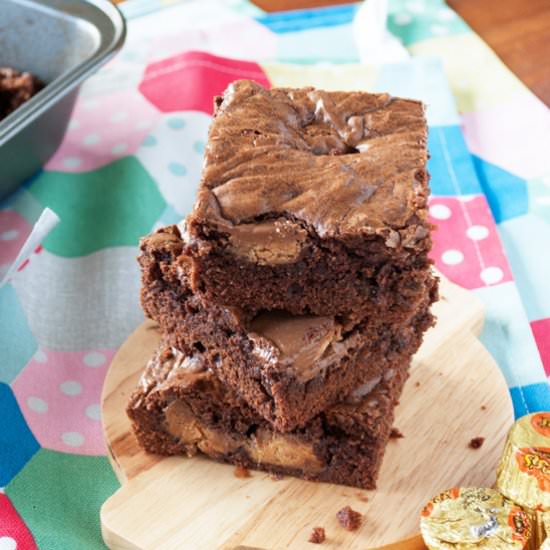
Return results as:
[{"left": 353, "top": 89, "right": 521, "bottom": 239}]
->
[{"left": 100, "top": 277, "right": 513, "bottom": 549}]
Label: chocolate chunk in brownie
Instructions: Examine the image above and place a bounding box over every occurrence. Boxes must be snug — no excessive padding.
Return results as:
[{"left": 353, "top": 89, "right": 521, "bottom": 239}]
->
[
  {"left": 308, "top": 527, "right": 326, "bottom": 544},
  {"left": 0, "top": 67, "right": 44, "bottom": 120},
  {"left": 336, "top": 506, "right": 362, "bottom": 531},
  {"left": 139, "top": 226, "right": 436, "bottom": 432},
  {"left": 180, "top": 80, "right": 433, "bottom": 318},
  {"left": 127, "top": 333, "right": 413, "bottom": 490}
]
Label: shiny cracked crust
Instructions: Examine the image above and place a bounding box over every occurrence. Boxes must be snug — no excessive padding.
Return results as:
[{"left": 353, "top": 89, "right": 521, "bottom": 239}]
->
[
  {"left": 192, "top": 80, "right": 430, "bottom": 242},
  {"left": 127, "top": 341, "right": 411, "bottom": 490}
]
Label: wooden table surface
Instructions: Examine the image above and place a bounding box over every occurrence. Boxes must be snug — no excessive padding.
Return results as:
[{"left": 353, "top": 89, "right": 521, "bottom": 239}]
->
[{"left": 252, "top": 0, "right": 550, "bottom": 108}]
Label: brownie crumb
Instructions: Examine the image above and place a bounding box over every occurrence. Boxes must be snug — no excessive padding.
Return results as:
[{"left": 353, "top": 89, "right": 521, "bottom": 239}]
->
[
  {"left": 336, "top": 506, "right": 362, "bottom": 531},
  {"left": 480, "top": 405, "right": 487, "bottom": 411},
  {"left": 469, "top": 437, "right": 485, "bottom": 449},
  {"left": 414, "top": 381, "right": 421, "bottom": 388},
  {"left": 390, "top": 427, "right": 404, "bottom": 439},
  {"left": 356, "top": 493, "right": 369, "bottom": 503},
  {"left": 234, "top": 465, "right": 250, "bottom": 478},
  {"left": 308, "top": 527, "right": 326, "bottom": 544},
  {"left": 270, "top": 472, "right": 285, "bottom": 481}
]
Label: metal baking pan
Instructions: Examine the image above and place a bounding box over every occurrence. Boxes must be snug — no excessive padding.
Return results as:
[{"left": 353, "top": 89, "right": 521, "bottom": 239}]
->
[{"left": 0, "top": 0, "right": 126, "bottom": 199}]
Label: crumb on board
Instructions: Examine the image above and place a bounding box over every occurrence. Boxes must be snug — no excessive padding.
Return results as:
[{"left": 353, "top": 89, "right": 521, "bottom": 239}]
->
[
  {"left": 336, "top": 506, "right": 362, "bottom": 531},
  {"left": 270, "top": 472, "right": 284, "bottom": 481},
  {"left": 234, "top": 465, "right": 250, "bottom": 478},
  {"left": 480, "top": 405, "right": 487, "bottom": 411},
  {"left": 356, "top": 493, "right": 369, "bottom": 503},
  {"left": 414, "top": 381, "right": 421, "bottom": 387},
  {"left": 308, "top": 527, "right": 326, "bottom": 544},
  {"left": 469, "top": 437, "right": 485, "bottom": 449},
  {"left": 390, "top": 427, "right": 404, "bottom": 439}
]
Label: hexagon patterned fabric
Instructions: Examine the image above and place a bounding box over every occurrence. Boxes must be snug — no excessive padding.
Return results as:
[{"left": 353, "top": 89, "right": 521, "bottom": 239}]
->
[{"left": 0, "top": 0, "right": 548, "bottom": 547}]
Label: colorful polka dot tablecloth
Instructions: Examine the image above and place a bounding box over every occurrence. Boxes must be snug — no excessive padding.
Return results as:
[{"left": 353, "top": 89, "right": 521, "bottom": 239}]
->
[{"left": 1, "top": 0, "right": 549, "bottom": 547}]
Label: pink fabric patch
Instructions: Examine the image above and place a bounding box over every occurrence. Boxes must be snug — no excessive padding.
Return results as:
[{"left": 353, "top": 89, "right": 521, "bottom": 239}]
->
[
  {"left": 531, "top": 318, "right": 550, "bottom": 377},
  {"left": 12, "top": 348, "right": 115, "bottom": 456},
  {"left": 45, "top": 90, "right": 160, "bottom": 173},
  {"left": 462, "top": 95, "right": 550, "bottom": 180},
  {"left": 139, "top": 51, "right": 271, "bottom": 114},
  {"left": 429, "top": 195, "right": 513, "bottom": 290},
  {"left": 0, "top": 494, "right": 38, "bottom": 549},
  {"left": 0, "top": 211, "right": 31, "bottom": 270}
]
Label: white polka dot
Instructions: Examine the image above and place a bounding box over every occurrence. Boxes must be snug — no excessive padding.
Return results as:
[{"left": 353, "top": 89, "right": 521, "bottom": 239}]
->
[
  {"left": 0, "top": 229, "right": 19, "bottom": 241},
  {"left": 60, "top": 381, "right": 82, "bottom": 396},
  {"left": 83, "top": 351, "right": 106, "bottom": 368},
  {"left": 393, "top": 12, "right": 412, "bottom": 25},
  {"left": 27, "top": 396, "right": 48, "bottom": 413},
  {"left": 68, "top": 119, "right": 80, "bottom": 131},
  {"left": 0, "top": 537, "right": 17, "bottom": 550},
  {"left": 82, "top": 99, "right": 99, "bottom": 110},
  {"left": 431, "top": 24, "right": 448, "bottom": 35},
  {"left": 62, "top": 432, "right": 84, "bottom": 447},
  {"left": 111, "top": 143, "right": 128, "bottom": 155},
  {"left": 86, "top": 404, "right": 101, "bottom": 421},
  {"left": 82, "top": 133, "right": 100, "bottom": 146},
  {"left": 63, "top": 157, "right": 82, "bottom": 169},
  {"left": 467, "top": 225, "right": 489, "bottom": 241},
  {"left": 407, "top": 1, "right": 424, "bottom": 13},
  {"left": 111, "top": 111, "right": 128, "bottom": 123},
  {"left": 437, "top": 7, "right": 456, "bottom": 20},
  {"left": 34, "top": 349, "right": 48, "bottom": 363},
  {"left": 480, "top": 266, "right": 504, "bottom": 285},
  {"left": 429, "top": 204, "right": 451, "bottom": 220},
  {"left": 441, "top": 249, "right": 464, "bottom": 265}
]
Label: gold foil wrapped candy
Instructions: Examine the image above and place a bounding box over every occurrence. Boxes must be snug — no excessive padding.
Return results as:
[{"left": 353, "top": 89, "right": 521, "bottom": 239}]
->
[
  {"left": 539, "top": 512, "right": 550, "bottom": 549},
  {"left": 497, "top": 412, "right": 550, "bottom": 547},
  {"left": 420, "top": 487, "right": 532, "bottom": 549},
  {"left": 496, "top": 412, "right": 550, "bottom": 511}
]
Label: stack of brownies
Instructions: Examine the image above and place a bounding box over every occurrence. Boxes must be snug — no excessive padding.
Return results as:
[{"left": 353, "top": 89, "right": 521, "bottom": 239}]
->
[{"left": 127, "top": 80, "right": 438, "bottom": 489}]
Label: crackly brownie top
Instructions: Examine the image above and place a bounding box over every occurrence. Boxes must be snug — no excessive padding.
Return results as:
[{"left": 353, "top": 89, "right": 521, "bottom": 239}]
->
[{"left": 189, "top": 80, "right": 429, "bottom": 252}]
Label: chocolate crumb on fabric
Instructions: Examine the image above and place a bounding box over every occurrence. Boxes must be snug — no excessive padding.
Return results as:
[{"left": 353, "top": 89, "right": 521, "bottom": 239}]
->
[
  {"left": 469, "top": 437, "right": 485, "bottom": 449},
  {"left": 480, "top": 405, "right": 487, "bottom": 411},
  {"left": 336, "top": 506, "right": 362, "bottom": 531},
  {"left": 390, "top": 427, "right": 404, "bottom": 439},
  {"left": 308, "top": 527, "right": 326, "bottom": 544}
]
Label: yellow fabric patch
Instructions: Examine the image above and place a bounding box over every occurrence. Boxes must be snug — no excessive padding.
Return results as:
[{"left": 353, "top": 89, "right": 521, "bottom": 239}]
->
[
  {"left": 262, "top": 63, "right": 378, "bottom": 92},
  {"left": 409, "top": 33, "right": 527, "bottom": 113}
]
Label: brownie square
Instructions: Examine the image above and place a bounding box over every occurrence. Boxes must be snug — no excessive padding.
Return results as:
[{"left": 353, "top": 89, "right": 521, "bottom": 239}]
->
[
  {"left": 182, "top": 80, "right": 432, "bottom": 319},
  {"left": 139, "top": 226, "right": 436, "bottom": 432},
  {"left": 128, "top": 338, "right": 411, "bottom": 490}
]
